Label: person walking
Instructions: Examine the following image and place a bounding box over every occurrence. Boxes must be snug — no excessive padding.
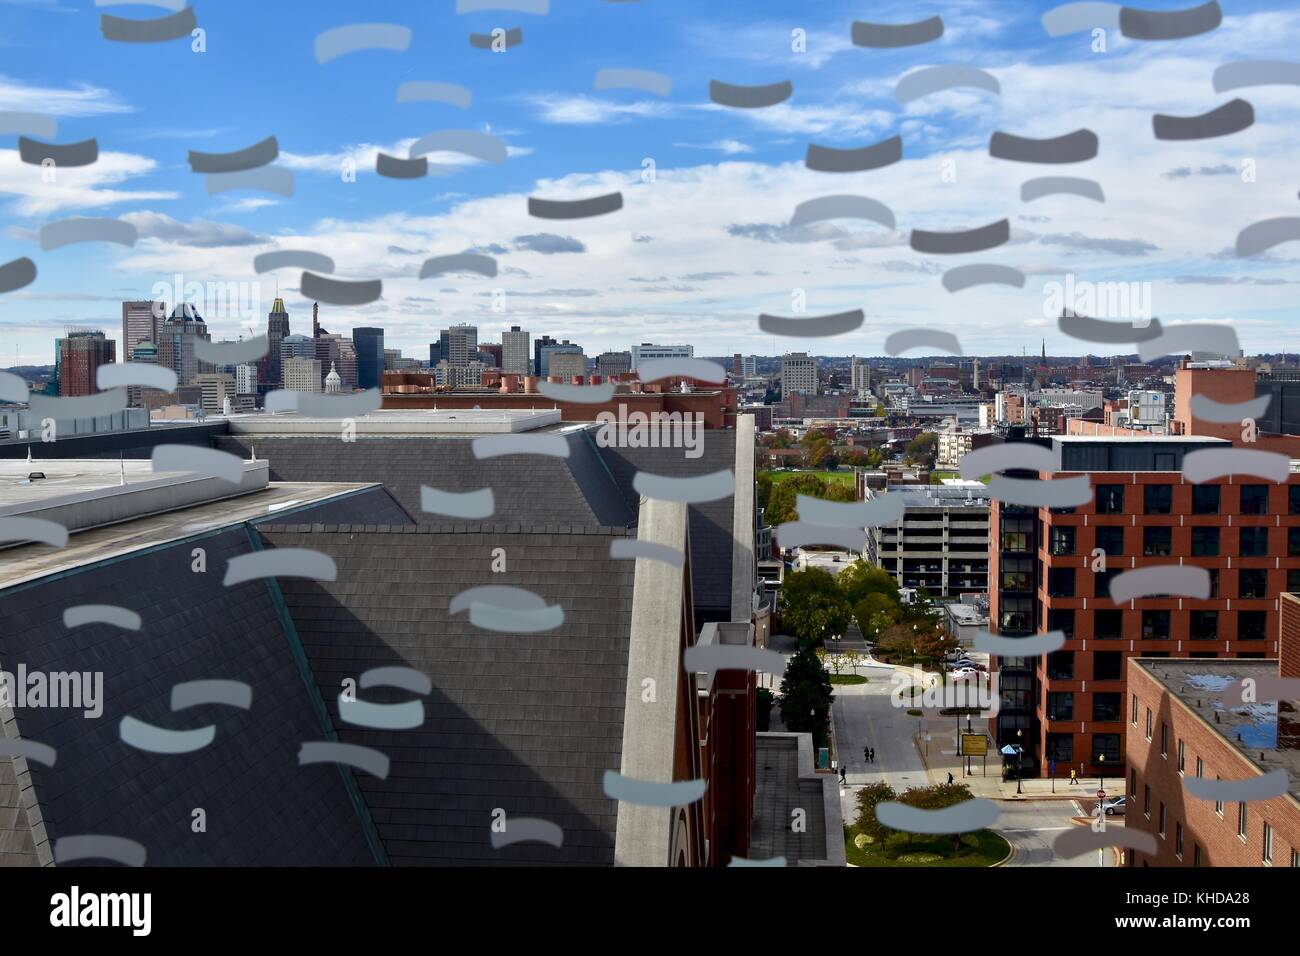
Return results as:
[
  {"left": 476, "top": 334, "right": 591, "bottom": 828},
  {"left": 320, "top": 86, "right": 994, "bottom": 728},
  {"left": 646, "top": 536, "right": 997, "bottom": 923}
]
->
[
  {"left": 947, "top": 772, "right": 954, "bottom": 785},
  {"left": 1069, "top": 768, "right": 1079, "bottom": 785},
  {"left": 839, "top": 764, "right": 847, "bottom": 784},
  {"left": 869, "top": 747, "right": 875, "bottom": 763},
  {"left": 863, "top": 745, "right": 869, "bottom": 762}
]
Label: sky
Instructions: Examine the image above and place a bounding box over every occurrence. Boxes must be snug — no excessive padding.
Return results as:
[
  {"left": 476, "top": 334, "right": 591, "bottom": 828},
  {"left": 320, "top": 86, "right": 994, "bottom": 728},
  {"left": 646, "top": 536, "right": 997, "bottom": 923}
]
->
[{"left": 1, "top": 0, "right": 1298, "bottom": 366}]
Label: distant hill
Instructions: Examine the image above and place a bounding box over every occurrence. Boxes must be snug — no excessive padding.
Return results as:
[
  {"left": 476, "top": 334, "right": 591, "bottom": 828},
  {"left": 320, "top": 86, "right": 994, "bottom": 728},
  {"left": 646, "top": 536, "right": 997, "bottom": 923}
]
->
[{"left": 1, "top": 365, "right": 54, "bottom": 380}]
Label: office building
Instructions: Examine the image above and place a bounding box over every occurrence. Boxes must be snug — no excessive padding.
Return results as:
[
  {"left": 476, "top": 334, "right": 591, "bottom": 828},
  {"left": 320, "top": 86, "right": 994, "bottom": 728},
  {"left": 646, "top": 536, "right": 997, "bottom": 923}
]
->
[
  {"left": 156, "top": 303, "right": 210, "bottom": 387},
  {"left": 235, "top": 363, "right": 258, "bottom": 396},
  {"left": 438, "top": 324, "right": 478, "bottom": 367},
  {"left": 353, "top": 328, "right": 384, "bottom": 390},
  {"left": 742, "top": 355, "right": 757, "bottom": 378},
  {"left": 851, "top": 358, "right": 871, "bottom": 396},
  {"left": 264, "top": 297, "right": 291, "bottom": 388},
  {"left": 547, "top": 351, "right": 586, "bottom": 381},
  {"left": 502, "top": 326, "right": 530, "bottom": 376},
  {"left": 631, "top": 343, "right": 693, "bottom": 371},
  {"left": 283, "top": 357, "right": 322, "bottom": 393},
  {"left": 121, "top": 300, "right": 160, "bottom": 368},
  {"left": 864, "top": 482, "right": 990, "bottom": 597},
  {"left": 596, "top": 351, "right": 632, "bottom": 378},
  {"left": 532, "top": 335, "right": 557, "bottom": 377},
  {"left": 57, "top": 330, "right": 116, "bottom": 397},
  {"left": 315, "top": 334, "right": 357, "bottom": 390},
  {"left": 988, "top": 434, "right": 1300, "bottom": 779},
  {"left": 539, "top": 340, "right": 582, "bottom": 379},
  {"left": 194, "top": 373, "right": 236, "bottom": 414},
  {"left": 780, "top": 352, "right": 817, "bottom": 399}
]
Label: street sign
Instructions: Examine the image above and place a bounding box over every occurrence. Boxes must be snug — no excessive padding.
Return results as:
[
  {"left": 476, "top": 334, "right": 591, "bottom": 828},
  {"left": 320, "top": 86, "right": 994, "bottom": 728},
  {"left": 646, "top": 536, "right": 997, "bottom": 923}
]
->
[
  {"left": 1098, "top": 789, "right": 1106, "bottom": 800},
  {"left": 960, "top": 733, "right": 987, "bottom": 757}
]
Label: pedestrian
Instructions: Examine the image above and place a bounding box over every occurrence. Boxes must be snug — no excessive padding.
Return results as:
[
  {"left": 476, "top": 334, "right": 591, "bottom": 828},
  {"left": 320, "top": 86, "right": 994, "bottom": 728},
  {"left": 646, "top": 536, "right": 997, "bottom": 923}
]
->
[
  {"left": 947, "top": 772, "right": 954, "bottom": 785},
  {"left": 869, "top": 747, "right": 875, "bottom": 763},
  {"left": 863, "top": 746, "right": 869, "bottom": 762},
  {"left": 839, "top": 764, "right": 847, "bottom": 784},
  {"left": 1069, "top": 768, "right": 1078, "bottom": 785}
]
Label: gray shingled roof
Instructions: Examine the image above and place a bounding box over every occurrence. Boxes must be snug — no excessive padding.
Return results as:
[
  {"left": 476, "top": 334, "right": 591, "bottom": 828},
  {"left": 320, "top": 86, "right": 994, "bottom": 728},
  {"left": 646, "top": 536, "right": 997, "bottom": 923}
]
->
[
  {"left": 249, "top": 485, "right": 414, "bottom": 527},
  {"left": 0, "top": 528, "right": 379, "bottom": 866},
  {"left": 258, "top": 524, "right": 637, "bottom": 866},
  {"left": 751, "top": 735, "right": 828, "bottom": 865},
  {"left": 213, "top": 433, "right": 635, "bottom": 528}
]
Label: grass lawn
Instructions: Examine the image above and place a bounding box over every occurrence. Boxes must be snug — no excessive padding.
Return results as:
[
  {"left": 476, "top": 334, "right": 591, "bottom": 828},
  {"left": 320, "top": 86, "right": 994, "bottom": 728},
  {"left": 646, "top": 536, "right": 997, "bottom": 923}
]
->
[
  {"left": 844, "top": 824, "right": 1009, "bottom": 867},
  {"left": 763, "top": 469, "right": 856, "bottom": 487},
  {"left": 830, "top": 674, "right": 867, "bottom": 685}
]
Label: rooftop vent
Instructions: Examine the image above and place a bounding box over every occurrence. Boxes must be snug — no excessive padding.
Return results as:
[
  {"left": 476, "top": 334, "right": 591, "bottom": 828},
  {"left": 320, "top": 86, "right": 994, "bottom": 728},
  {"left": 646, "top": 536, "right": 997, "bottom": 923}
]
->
[{"left": 27, "top": 471, "right": 45, "bottom": 480}]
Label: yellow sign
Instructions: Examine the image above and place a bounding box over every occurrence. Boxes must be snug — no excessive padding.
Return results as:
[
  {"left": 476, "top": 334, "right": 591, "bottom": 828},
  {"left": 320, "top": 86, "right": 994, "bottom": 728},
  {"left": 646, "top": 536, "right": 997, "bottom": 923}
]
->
[{"left": 960, "top": 734, "right": 987, "bottom": 757}]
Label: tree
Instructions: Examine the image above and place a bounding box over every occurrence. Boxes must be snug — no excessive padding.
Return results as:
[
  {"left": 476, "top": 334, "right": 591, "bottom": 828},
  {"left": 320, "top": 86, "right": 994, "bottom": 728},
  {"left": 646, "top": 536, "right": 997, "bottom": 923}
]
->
[
  {"left": 897, "top": 783, "right": 977, "bottom": 852},
  {"left": 838, "top": 559, "right": 902, "bottom": 607},
  {"left": 841, "top": 448, "right": 867, "bottom": 468},
  {"left": 767, "top": 474, "right": 855, "bottom": 525},
  {"left": 842, "top": 648, "right": 864, "bottom": 674},
  {"left": 905, "top": 432, "right": 938, "bottom": 467},
  {"left": 757, "top": 471, "right": 774, "bottom": 513},
  {"left": 769, "top": 428, "right": 794, "bottom": 450},
  {"left": 855, "top": 781, "right": 897, "bottom": 843},
  {"left": 778, "top": 646, "right": 833, "bottom": 750},
  {"left": 780, "top": 577, "right": 851, "bottom": 647},
  {"left": 854, "top": 592, "right": 901, "bottom": 641}
]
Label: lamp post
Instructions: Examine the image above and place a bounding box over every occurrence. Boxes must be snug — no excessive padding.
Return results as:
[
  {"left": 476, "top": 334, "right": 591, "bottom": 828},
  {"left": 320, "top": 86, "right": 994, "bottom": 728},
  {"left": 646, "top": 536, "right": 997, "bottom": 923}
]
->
[
  {"left": 1016, "top": 729, "right": 1023, "bottom": 795},
  {"left": 1099, "top": 752, "right": 1106, "bottom": 793}
]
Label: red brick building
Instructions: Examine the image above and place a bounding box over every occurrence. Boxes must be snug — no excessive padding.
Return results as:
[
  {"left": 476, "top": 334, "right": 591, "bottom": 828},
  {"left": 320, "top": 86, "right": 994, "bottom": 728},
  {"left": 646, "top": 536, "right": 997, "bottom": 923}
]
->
[
  {"left": 58, "top": 330, "right": 115, "bottom": 397},
  {"left": 1125, "top": 595, "right": 1300, "bottom": 867}
]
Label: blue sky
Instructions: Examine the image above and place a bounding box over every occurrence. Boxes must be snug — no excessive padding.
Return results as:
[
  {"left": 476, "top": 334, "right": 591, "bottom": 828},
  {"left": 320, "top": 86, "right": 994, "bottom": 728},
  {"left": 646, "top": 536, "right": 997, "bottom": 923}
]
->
[{"left": 2, "top": 0, "right": 1298, "bottom": 365}]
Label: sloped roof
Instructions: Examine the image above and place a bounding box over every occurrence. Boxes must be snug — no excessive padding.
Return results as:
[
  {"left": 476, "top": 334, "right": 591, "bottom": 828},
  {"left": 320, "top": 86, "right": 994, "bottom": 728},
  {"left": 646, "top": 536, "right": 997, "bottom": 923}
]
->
[
  {"left": 258, "top": 524, "right": 637, "bottom": 865},
  {"left": 0, "top": 528, "right": 379, "bottom": 866}
]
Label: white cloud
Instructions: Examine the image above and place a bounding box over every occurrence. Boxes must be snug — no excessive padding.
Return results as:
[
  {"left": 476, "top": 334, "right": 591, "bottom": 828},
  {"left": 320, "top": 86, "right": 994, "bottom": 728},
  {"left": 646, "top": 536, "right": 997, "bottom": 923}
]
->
[
  {"left": 529, "top": 94, "right": 673, "bottom": 124},
  {"left": 0, "top": 74, "right": 132, "bottom": 116},
  {"left": 674, "top": 139, "right": 754, "bottom": 155},
  {"left": 0, "top": 148, "right": 176, "bottom": 216}
]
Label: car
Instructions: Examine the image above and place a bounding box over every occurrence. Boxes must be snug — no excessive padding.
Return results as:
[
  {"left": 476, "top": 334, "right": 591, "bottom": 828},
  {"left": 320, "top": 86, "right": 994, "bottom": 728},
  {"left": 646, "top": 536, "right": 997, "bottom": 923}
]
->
[
  {"left": 948, "top": 660, "right": 987, "bottom": 673},
  {"left": 1102, "top": 796, "right": 1127, "bottom": 816},
  {"left": 949, "top": 668, "right": 988, "bottom": 681}
]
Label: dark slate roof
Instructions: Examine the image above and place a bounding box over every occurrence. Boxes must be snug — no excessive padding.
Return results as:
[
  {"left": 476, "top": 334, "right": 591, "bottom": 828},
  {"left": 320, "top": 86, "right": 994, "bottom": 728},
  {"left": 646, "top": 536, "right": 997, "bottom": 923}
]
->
[
  {"left": 249, "top": 485, "right": 414, "bottom": 527},
  {"left": 213, "top": 433, "right": 634, "bottom": 529},
  {"left": 0, "top": 528, "right": 378, "bottom": 867},
  {"left": 594, "top": 428, "right": 738, "bottom": 615},
  {"left": 751, "top": 735, "right": 827, "bottom": 865},
  {"left": 257, "top": 525, "right": 637, "bottom": 866},
  {"left": 0, "top": 750, "right": 38, "bottom": 866}
]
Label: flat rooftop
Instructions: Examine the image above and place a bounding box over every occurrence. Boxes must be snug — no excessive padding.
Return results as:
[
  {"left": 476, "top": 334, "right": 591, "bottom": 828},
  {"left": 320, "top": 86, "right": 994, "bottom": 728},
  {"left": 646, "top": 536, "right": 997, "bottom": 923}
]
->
[
  {"left": 1051, "top": 435, "right": 1230, "bottom": 444},
  {"left": 0, "top": 480, "right": 377, "bottom": 590},
  {"left": 1133, "top": 658, "right": 1300, "bottom": 800},
  {"left": 227, "top": 407, "right": 564, "bottom": 437},
  {"left": 0, "top": 458, "right": 212, "bottom": 509}
]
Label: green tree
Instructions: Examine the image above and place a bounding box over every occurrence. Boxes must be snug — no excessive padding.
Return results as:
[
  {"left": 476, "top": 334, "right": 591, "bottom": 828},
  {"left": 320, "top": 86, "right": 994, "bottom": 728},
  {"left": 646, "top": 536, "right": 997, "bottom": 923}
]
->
[
  {"left": 897, "top": 783, "right": 977, "bottom": 852},
  {"left": 855, "top": 781, "right": 898, "bottom": 843},
  {"left": 854, "top": 592, "right": 901, "bottom": 641},
  {"left": 780, "top": 572, "right": 851, "bottom": 646},
  {"left": 757, "top": 471, "right": 774, "bottom": 513},
  {"left": 778, "top": 646, "right": 833, "bottom": 750},
  {"left": 837, "top": 559, "right": 902, "bottom": 607},
  {"left": 905, "top": 432, "right": 938, "bottom": 466},
  {"left": 769, "top": 428, "right": 794, "bottom": 450},
  {"left": 766, "top": 474, "right": 854, "bottom": 525}
]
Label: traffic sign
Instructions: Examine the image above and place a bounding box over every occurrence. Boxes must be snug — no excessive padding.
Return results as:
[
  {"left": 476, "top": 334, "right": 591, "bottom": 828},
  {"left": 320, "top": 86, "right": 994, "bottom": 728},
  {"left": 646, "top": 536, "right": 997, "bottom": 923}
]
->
[{"left": 1097, "top": 789, "right": 1106, "bottom": 800}]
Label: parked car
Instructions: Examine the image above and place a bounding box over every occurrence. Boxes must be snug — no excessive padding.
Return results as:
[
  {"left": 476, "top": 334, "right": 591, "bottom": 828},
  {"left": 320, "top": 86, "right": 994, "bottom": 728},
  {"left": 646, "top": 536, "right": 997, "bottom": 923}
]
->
[{"left": 1102, "top": 796, "right": 1127, "bottom": 816}]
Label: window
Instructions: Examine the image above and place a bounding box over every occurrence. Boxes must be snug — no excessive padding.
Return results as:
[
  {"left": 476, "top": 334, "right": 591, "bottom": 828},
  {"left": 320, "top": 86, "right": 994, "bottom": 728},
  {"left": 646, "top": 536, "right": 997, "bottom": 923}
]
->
[
  {"left": 1290, "top": 527, "right": 1300, "bottom": 557},
  {"left": 1092, "top": 733, "right": 1120, "bottom": 762},
  {"left": 1177, "top": 739, "right": 1185, "bottom": 774},
  {"left": 1176, "top": 822, "right": 1184, "bottom": 858},
  {"left": 1207, "top": 568, "right": 1220, "bottom": 599},
  {"left": 1094, "top": 525, "right": 1125, "bottom": 557},
  {"left": 1048, "top": 608, "right": 1075, "bottom": 639},
  {"left": 1154, "top": 452, "right": 1176, "bottom": 471},
  {"left": 1094, "top": 652, "right": 1122, "bottom": 681},
  {"left": 1144, "top": 484, "right": 1172, "bottom": 515},
  {"left": 1240, "top": 527, "right": 1269, "bottom": 557},
  {"left": 1143, "top": 784, "right": 1151, "bottom": 817},
  {"left": 1190, "top": 526, "right": 1220, "bottom": 556},
  {"left": 1095, "top": 609, "right": 1123, "bottom": 640},
  {"left": 1291, "top": 485, "right": 1300, "bottom": 515},
  {"left": 1238, "top": 569, "right": 1268, "bottom": 599},
  {"left": 1095, "top": 568, "right": 1122, "bottom": 599},
  {"left": 1145, "top": 707, "right": 1153, "bottom": 740},
  {"left": 1047, "top": 691, "right": 1074, "bottom": 721},
  {"left": 1001, "top": 516, "right": 1033, "bottom": 552},
  {"left": 1263, "top": 823, "right": 1273, "bottom": 864},
  {"left": 1048, "top": 567, "right": 1075, "bottom": 597},
  {"left": 1196, "top": 756, "right": 1203, "bottom": 778},
  {"left": 1194, "top": 845, "right": 1203, "bottom": 867},
  {"left": 1046, "top": 733, "right": 1073, "bottom": 763},
  {"left": 1189, "top": 610, "right": 1218, "bottom": 641},
  {"left": 1238, "top": 802, "right": 1248, "bottom": 840},
  {"left": 1130, "top": 768, "right": 1137, "bottom": 793},
  {"left": 1216, "top": 776, "right": 1224, "bottom": 816},
  {"left": 1192, "top": 484, "right": 1220, "bottom": 514},
  {"left": 1001, "top": 556, "right": 1031, "bottom": 591},
  {"left": 1289, "top": 569, "right": 1300, "bottom": 594},
  {"left": 1049, "top": 526, "right": 1076, "bottom": 556},
  {"left": 1142, "top": 610, "right": 1171, "bottom": 640},
  {"left": 1096, "top": 484, "right": 1125, "bottom": 514},
  {"left": 1131, "top": 693, "right": 1138, "bottom": 725},
  {"left": 1093, "top": 692, "right": 1121, "bottom": 721},
  {"left": 1239, "top": 484, "right": 1269, "bottom": 515},
  {"left": 1160, "top": 722, "right": 1169, "bottom": 756},
  {"left": 1000, "top": 596, "right": 1033, "bottom": 633},
  {"left": 1159, "top": 803, "right": 1166, "bottom": 838},
  {"left": 1238, "top": 611, "right": 1268, "bottom": 641},
  {"left": 1143, "top": 526, "right": 1172, "bottom": 556},
  {"left": 1293, "top": 849, "right": 1298, "bottom": 868},
  {"left": 1047, "top": 650, "right": 1074, "bottom": 680}
]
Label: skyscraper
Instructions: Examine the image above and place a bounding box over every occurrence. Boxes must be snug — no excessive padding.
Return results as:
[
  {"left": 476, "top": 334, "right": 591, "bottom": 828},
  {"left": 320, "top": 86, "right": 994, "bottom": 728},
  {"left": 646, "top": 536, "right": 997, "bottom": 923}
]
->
[
  {"left": 156, "top": 303, "right": 210, "bottom": 387},
  {"left": 539, "top": 340, "right": 582, "bottom": 378},
  {"left": 502, "top": 325, "right": 530, "bottom": 375},
  {"left": 438, "top": 324, "right": 478, "bottom": 367},
  {"left": 58, "top": 329, "right": 115, "bottom": 397},
  {"left": 121, "top": 300, "right": 160, "bottom": 365},
  {"left": 780, "top": 352, "right": 817, "bottom": 399},
  {"left": 630, "top": 342, "right": 693, "bottom": 370},
  {"left": 264, "top": 297, "right": 291, "bottom": 388},
  {"left": 353, "top": 327, "right": 384, "bottom": 390},
  {"left": 596, "top": 351, "right": 632, "bottom": 378},
  {"left": 532, "top": 335, "right": 557, "bottom": 376}
]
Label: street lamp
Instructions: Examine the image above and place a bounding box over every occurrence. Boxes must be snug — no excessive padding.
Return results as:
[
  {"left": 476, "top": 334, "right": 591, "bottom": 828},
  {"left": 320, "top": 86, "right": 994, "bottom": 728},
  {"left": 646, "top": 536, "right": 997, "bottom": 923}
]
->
[
  {"left": 1016, "top": 728, "right": 1024, "bottom": 795},
  {"left": 1099, "top": 753, "right": 1106, "bottom": 794}
]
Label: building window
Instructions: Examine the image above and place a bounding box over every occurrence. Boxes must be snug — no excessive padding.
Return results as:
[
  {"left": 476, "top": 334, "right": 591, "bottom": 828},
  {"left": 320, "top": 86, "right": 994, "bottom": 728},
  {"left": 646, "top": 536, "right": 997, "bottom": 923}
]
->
[
  {"left": 1048, "top": 608, "right": 1075, "bottom": 639},
  {"left": 1142, "top": 610, "right": 1171, "bottom": 640},
  {"left": 1131, "top": 694, "right": 1138, "bottom": 725},
  {"left": 1143, "top": 785, "right": 1151, "bottom": 817},
  {"left": 1196, "top": 756, "right": 1203, "bottom": 778},
  {"left": 1001, "top": 516, "right": 1033, "bottom": 553},
  {"left": 1177, "top": 739, "right": 1185, "bottom": 774},
  {"left": 1194, "top": 845, "right": 1203, "bottom": 867},
  {"left": 1290, "top": 485, "right": 1300, "bottom": 516},
  {"left": 1290, "top": 527, "right": 1300, "bottom": 557},
  {"left": 1130, "top": 768, "right": 1137, "bottom": 793},
  {"left": 1094, "top": 652, "right": 1122, "bottom": 681},
  {"left": 1049, "top": 526, "right": 1076, "bottom": 556},
  {"left": 1097, "top": 484, "right": 1125, "bottom": 514},
  {"left": 1176, "top": 822, "right": 1184, "bottom": 858},
  {"left": 1263, "top": 823, "right": 1273, "bottom": 865},
  {"left": 1191, "top": 485, "right": 1221, "bottom": 515},
  {"left": 1094, "top": 525, "right": 1125, "bottom": 557},
  {"left": 999, "top": 596, "right": 1033, "bottom": 633},
  {"left": 1239, "top": 527, "right": 1269, "bottom": 557},
  {"left": 1046, "top": 733, "right": 1073, "bottom": 762},
  {"left": 1145, "top": 707, "right": 1153, "bottom": 740},
  {"left": 1093, "top": 692, "right": 1122, "bottom": 721},
  {"left": 1092, "top": 733, "right": 1120, "bottom": 763},
  {"left": 1216, "top": 776, "right": 1224, "bottom": 816},
  {"left": 1159, "top": 803, "right": 1166, "bottom": 838},
  {"left": 1047, "top": 567, "right": 1076, "bottom": 598},
  {"left": 1143, "top": 526, "right": 1172, "bottom": 556},
  {"left": 1095, "top": 609, "right": 1123, "bottom": 640},
  {"left": 1047, "top": 691, "right": 1074, "bottom": 721},
  {"left": 1239, "top": 484, "right": 1270, "bottom": 515},
  {"left": 1238, "top": 569, "right": 1268, "bottom": 600},
  {"left": 1190, "top": 526, "right": 1220, "bottom": 557},
  {"left": 1238, "top": 803, "right": 1248, "bottom": 841},
  {"left": 1189, "top": 610, "right": 1218, "bottom": 641},
  {"left": 1047, "top": 650, "right": 1074, "bottom": 680},
  {"left": 1000, "top": 556, "right": 1032, "bottom": 591},
  {"left": 1238, "top": 611, "right": 1268, "bottom": 641},
  {"left": 1160, "top": 722, "right": 1169, "bottom": 756},
  {"left": 1289, "top": 569, "right": 1300, "bottom": 594},
  {"left": 1144, "top": 484, "right": 1173, "bottom": 515},
  {"left": 1095, "top": 568, "right": 1122, "bottom": 599},
  {"left": 1207, "top": 568, "right": 1220, "bottom": 599}
]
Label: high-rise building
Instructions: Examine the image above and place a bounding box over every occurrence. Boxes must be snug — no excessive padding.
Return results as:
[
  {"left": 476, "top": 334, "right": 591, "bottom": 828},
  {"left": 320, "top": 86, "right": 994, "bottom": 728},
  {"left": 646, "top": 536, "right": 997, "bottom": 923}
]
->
[
  {"left": 502, "top": 326, "right": 530, "bottom": 375},
  {"left": 353, "top": 327, "right": 384, "bottom": 390},
  {"left": 596, "top": 351, "right": 632, "bottom": 378},
  {"left": 121, "top": 300, "right": 160, "bottom": 367},
  {"left": 987, "top": 434, "right": 1300, "bottom": 780},
  {"left": 548, "top": 351, "right": 586, "bottom": 380},
  {"left": 478, "top": 343, "right": 502, "bottom": 369},
  {"left": 264, "top": 297, "right": 291, "bottom": 388},
  {"left": 851, "top": 358, "right": 871, "bottom": 396},
  {"left": 732, "top": 353, "right": 743, "bottom": 378},
  {"left": 315, "top": 334, "right": 357, "bottom": 390},
  {"left": 235, "top": 363, "right": 258, "bottom": 395},
  {"left": 280, "top": 334, "right": 315, "bottom": 375},
  {"left": 58, "top": 330, "right": 116, "bottom": 397},
  {"left": 283, "top": 357, "right": 322, "bottom": 393},
  {"left": 156, "top": 303, "right": 210, "bottom": 387},
  {"left": 630, "top": 342, "right": 693, "bottom": 370},
  {"left": 194, "top": 373, "right": 236, "bottom": 414},
  {"left": 125, "top": 339, "right": 159, "bottom": 408},
  {"left": 438, "top": 324, "right": 478, "bottom": 367},
  {"left": 742, "top": 355, "right": 757, "bottom": 378},
  {"left": 780, "top": 352, "right": 817, "bottom": 399},
  {"left": 864, "top": 483, "right": 990, "bottom": 597},
  {"left": 539, "top": 340, "right": 582, "bottom": 378},
  {"left": 533, "top": 335, "right": 557, "bottom": 377}
]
